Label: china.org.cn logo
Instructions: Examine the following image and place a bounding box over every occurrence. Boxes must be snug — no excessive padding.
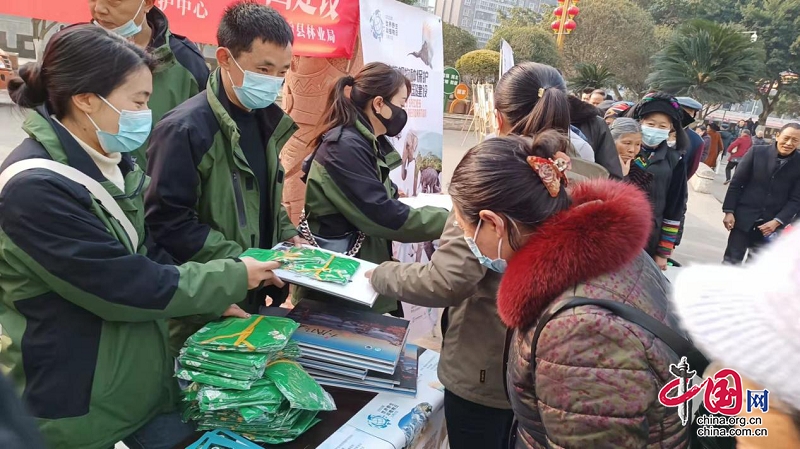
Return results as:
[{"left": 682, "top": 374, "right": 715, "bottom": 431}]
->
[{"left": 659, "top": 357, "right": 769, "bottom": 427}]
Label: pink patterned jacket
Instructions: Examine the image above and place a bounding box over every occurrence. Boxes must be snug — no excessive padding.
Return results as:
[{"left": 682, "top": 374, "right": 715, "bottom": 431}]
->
[{"left": 498, "top": 180, "right": 689, "bottom": 449}]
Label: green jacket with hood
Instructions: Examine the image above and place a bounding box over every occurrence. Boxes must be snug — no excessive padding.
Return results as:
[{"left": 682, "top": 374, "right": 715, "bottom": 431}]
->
[
  {"left": 144, "top": 69, "right": 298, "bottom": 348},
  {"left": 131, "top": 7, "right": 210, "bottom": 169},
  {"left": 302, "top": 118, "right": 448, "bottom": 313},
  {"left": 0, "top": 108, "right": 248, "bottom": 449}
]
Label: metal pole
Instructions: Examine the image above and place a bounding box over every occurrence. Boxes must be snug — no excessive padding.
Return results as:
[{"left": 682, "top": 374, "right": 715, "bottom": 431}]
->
[{"left": 557, "top": 0, "right": 570, "bottom": 52}]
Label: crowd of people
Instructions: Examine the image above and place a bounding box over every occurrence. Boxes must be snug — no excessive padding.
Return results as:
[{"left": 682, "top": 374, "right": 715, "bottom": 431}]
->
[{"left": 1, "top": 1, "right": 800, "bottom": 449}]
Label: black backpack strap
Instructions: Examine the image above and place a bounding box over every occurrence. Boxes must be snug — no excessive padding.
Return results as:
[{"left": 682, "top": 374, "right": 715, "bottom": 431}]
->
[
  {"left": 531, "top": 297, "right": 709, "bottom": 381},
  {"left": 501, "top": 296, "right": 708, "bottom": 449},
  {"left": 502, "top": 327, "right": 514, "bottom": 400}
]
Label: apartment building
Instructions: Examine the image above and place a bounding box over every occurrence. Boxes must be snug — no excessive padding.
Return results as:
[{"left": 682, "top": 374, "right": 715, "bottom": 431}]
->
[{"left": 435, "top": 0, "right": 555, "bottom": 46}]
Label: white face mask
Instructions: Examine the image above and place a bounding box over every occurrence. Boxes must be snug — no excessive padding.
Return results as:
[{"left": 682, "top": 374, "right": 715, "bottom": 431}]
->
[{"left": 97, "top": 0, "right": 145, "bottom": 39}]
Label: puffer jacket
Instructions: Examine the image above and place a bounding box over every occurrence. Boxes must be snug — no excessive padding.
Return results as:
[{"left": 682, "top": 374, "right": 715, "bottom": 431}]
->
[
  {"left": 132, "top": 7, "right": 209, "bottom": 170},
  {"left": 370, "top": 210, "right": 508, "bottom": 409},
  {"left": 568, "top": 96, "right": 623, "bottom": 178},
  {"left": 499, "top": 179, "right": 688, "bottom": 449}
]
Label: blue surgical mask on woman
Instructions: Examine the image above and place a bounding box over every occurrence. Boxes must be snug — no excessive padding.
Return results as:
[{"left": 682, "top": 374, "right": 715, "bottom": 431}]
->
[
  {"left": 464, "top": 219, "right": 507, "bottom": 273},
  {"left": 97, "top": 0, "right": 145, "bottom": 39},
  {"left": 641, "top": 125, "right": 670, "bottom": 148},
  {"left": 226, "top": 51, "right": 284, "bottom": 110},
  {"left": 85, "top": 96, "right": 152, "bottom": 154}
]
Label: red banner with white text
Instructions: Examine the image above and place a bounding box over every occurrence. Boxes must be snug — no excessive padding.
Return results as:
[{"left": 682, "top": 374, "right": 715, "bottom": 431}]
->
[{"left": 0, "top": 0, "right": 359, "bottom": 58}]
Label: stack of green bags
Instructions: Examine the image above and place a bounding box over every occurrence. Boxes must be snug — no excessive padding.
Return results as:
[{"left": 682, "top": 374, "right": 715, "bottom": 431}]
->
[{"left": 177, "top": 316, "right": 336, "bottom": 444}]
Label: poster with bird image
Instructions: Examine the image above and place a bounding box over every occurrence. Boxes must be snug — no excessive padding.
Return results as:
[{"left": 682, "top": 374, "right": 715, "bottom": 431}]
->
[
  {"left": 360, "top": 0, "right": 446, "bottom": 342},
  {"left": 360, "top": 0, "right": 444, "bottom": 203}
]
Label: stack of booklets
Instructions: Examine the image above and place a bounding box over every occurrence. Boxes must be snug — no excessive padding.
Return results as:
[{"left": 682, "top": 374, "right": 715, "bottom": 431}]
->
[
  {"left": 176, "top": 316, "right": 337, "bottom": 444},
  {"left": 286, "top": 300, "right": 419, "bottom": 396}
]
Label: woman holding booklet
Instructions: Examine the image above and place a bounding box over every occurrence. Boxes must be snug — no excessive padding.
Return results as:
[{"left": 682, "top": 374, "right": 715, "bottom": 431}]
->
[
  {"left": 366, "top": 62, "right": 575, "bottom": 449},
  {"left": 0, "top": 25, "right": 283, "bottom": 449},
  {"left": 300, "top": 62, "right": 448, "bottom": 315}
]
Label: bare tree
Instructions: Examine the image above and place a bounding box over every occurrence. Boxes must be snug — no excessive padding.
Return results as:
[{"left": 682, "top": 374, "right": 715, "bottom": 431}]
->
[{"left": 31, "top": 19, "right": 59, "bottom": 61}]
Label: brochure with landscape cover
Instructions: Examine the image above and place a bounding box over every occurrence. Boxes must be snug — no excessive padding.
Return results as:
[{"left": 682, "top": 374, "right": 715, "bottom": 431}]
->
[{"left": 287, "top": 300, "right": 410, "bottom": 373}]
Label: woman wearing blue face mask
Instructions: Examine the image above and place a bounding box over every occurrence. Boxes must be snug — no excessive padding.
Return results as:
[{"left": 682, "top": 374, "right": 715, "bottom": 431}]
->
[
  {"left": 0, "top": 25, "right": 284, "bottom": 449},
  {"left": 628, "top": 92, "right": 689, "bottom": 271}
]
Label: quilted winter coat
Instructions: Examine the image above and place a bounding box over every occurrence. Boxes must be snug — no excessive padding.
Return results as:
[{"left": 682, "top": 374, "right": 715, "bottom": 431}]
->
[{"left": 499, "top": 180, "right": 689, "bottom": 449}]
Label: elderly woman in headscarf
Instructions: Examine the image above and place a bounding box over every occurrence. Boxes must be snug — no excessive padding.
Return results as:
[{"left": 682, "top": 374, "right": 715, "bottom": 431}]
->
[{"left": 628, "top": 92, "right": 689, "bottom": 270}]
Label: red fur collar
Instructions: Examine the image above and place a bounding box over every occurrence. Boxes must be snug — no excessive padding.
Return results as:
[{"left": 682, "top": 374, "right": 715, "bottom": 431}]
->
[{"left": 497, "top": 179, "right": 653, "bottom": 329}]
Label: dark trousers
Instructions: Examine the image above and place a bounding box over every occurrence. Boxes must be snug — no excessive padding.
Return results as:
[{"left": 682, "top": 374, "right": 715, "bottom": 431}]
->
[
  {"left": 723, "top": 226, "right": 767, "bottom": 264},
  {"left": 725, "top": 160, "right": 739, "bottom": 181},
  {"left": 444, "top": 389, "right": 515, "bottom": 449}
]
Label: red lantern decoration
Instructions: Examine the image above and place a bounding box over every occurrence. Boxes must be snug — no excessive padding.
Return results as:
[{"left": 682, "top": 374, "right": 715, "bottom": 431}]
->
[
  {"left": 564, "top": 20, "right": 577, "bottom": 33},
  {"left": 554, "top": 6, "right": 565, "bottom": 17},
  {"left": 568, "top": 6, "right": 580, "bottom": 18},
  {"left": 551, "top": 20, "right": 561, "bottom": 32}
]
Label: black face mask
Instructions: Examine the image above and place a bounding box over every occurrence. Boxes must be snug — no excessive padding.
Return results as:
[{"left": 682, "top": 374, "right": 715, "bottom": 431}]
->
[{"left": 375, "top": 101, "right": 408, "bottom": 137}]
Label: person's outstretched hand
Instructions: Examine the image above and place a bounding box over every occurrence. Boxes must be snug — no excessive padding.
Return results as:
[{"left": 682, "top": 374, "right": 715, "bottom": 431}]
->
[
  {"left": 241, "top": 258, "right": 285, "bottom": 290},
  {"left": 222, "top": 304, "right": 251, "bottom": 318}
]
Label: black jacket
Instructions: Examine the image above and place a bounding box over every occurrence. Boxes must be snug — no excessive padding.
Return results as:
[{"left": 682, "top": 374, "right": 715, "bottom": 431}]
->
[
  {"left": 723, "top": 144, "right": 800, "bottom": 232},
  {"left": 640, "top": 142, "right": 688, "bottom": 255},
  {"left": 720, "top": 130, "right": 735, "bottom": 152},
  {"left": 568, "top": 96, "right": 623, "bottom": 178}
]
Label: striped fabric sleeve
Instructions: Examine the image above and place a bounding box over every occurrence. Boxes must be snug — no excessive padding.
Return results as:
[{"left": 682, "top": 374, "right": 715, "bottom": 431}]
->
[{"left": 657, "top": 219, "right": 681, "bottom": 257}]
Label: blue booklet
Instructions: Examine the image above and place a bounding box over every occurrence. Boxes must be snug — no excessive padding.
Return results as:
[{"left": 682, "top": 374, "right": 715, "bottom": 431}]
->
[{"left": 287, "top": 300, "right": 410, "bottom": 372}]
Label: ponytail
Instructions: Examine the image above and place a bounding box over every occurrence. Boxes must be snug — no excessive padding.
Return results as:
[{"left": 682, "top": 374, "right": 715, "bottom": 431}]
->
[
  {"left": 495, "top": 62, "right": 571, "bottom": 138},
  {"left": 310, "top": 76, "right": 360, "bottom": 148},
  {"left": 511, "top": 86, "right": 571, "bottom": 136},
  {"left": 310, "top": 62, "right": 411, "bottom": 148}
]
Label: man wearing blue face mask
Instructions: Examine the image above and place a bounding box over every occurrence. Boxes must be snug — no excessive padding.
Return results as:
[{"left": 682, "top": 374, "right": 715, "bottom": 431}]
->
[
  {"left": 145, "top": 1, "right": 301, "bottom": 353},
  {"left": 89, "top": 0, "right": 210, "bottom": 170}
]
